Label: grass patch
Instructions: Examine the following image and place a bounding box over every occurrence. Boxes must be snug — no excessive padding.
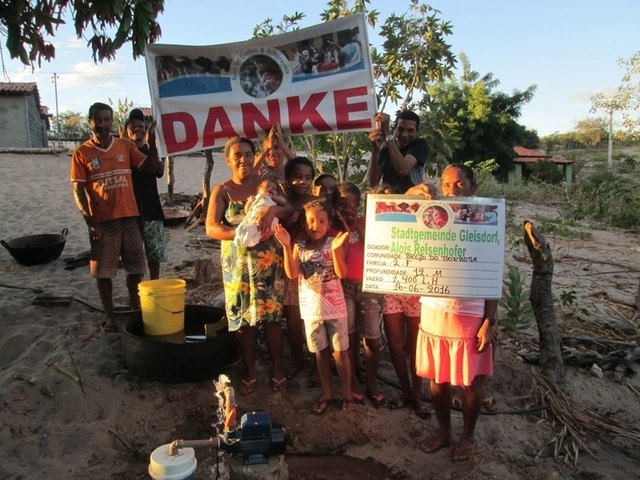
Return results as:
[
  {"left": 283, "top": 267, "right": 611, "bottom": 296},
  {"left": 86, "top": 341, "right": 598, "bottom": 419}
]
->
[
  {"left": 563, "top": 167, "right": 640, "bottom": 230},
  {"left": 534, "top": 217, "right": 592, "bottom": 240},
  {"left": 473, "top": 147, "right": 639, "bottom": 231}
]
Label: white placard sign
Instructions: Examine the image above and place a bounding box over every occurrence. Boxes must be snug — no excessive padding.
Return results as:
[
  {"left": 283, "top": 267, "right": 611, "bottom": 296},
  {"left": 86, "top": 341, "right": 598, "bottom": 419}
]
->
[{"left": 362, "top": 195, "right": 506, "bottom": 299}]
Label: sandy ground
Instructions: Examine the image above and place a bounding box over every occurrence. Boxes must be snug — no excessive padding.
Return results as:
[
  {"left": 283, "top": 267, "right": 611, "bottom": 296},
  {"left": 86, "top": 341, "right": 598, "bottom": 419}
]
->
[{"left": 0, "top": 151, "right": 639, "bottom": 479}]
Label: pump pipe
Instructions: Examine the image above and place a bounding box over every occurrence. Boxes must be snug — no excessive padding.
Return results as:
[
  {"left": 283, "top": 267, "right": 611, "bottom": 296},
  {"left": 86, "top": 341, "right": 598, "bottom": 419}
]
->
[{"left": 168, "top": 437, "right": 217, "bottom": 456}]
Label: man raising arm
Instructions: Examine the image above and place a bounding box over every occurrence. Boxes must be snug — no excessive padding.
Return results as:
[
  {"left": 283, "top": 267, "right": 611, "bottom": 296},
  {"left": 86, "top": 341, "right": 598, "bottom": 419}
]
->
[{"left": 368, "top": 110, "right": 429, "bottom": 193}]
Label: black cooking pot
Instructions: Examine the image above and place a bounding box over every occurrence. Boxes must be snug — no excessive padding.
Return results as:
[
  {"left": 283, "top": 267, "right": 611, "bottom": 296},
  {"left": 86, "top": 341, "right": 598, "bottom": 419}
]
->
[{"left": 1, "top": 228, "right": 68, "bottom": 266}]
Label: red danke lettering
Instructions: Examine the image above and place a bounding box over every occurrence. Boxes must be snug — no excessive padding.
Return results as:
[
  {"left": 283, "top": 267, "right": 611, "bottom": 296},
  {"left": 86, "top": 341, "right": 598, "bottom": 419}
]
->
[
  {"left": 161, "top": 86, "right": 372, "bottom": 154},
  {"left": 162, "top": 112, "right": 197, "bottom": 154},
  {"left": 334, "top": 86, "right": 370, "bottom": 129},
  {"left": 241, "top": 100, "right": 282, "bottom": 138}
]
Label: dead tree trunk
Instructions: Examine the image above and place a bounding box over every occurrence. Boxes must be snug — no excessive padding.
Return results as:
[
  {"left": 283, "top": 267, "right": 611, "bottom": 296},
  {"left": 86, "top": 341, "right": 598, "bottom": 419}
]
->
[
  {"left": 203, "top": 149, "right": 214, "bottom": 198},
  {"left": 185, "top": 151, "right": 214, "bottom": 232},
  {"left": 166, "top": 156, "right": 175, "bottom": 205},
  {"left": 524, "top": 221, "right": 566, "bottom": 384},
  {"left": 635, "top": 279, "right": 640, "bottom": 310}
]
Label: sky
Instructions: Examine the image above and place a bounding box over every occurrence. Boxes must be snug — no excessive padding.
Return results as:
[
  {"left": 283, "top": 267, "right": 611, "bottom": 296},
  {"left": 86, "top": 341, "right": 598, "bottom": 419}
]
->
[{"left": 5, "top": 0, "right": 639, "bottom": 137}]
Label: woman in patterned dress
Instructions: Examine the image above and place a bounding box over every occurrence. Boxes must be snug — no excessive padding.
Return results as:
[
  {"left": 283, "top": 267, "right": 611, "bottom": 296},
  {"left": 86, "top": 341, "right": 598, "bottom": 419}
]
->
[{"left": 206, "top": 137, "right": 292, "bottom": 394}]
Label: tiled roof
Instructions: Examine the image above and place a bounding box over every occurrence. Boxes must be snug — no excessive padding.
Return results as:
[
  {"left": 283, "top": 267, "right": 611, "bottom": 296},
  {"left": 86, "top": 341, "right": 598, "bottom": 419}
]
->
[
  {"left": 0, "top": 82, "right": 47, "bottom": 118},
  {"left": 513, "top": 146, "right": 547, "bottom": 158},
  {"left": 513, "top": 145, "right": 573, "bottom": 164},
  {"left": 0, "top": 82, "right": 39, "bottom": 94},
  {"left": 139, "top": 107, "right": 152, "bottom": 118}
]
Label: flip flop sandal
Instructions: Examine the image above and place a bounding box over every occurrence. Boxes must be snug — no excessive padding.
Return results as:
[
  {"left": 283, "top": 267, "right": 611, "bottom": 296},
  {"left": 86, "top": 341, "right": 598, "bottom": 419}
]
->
[
  {"left": 240, "top": 378, "right": 257, "bottom": 395},
  {"left": 366, "top": 391, "right": 388, "bottom": 409},
  {"left": 312, "top": 398, "right": 334, "bottom": 415},
  {"left": 351, "top": 391, "right": 365, "bottom": 404},
  {"left": 271, "top": 377, "right": 287, "bottom": 392}
]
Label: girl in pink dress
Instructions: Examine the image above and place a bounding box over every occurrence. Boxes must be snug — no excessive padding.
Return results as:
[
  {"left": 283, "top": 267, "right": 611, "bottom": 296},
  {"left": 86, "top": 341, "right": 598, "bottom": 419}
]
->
[{"left": 409, "top": 164, "right": 498, "bottom": 463}]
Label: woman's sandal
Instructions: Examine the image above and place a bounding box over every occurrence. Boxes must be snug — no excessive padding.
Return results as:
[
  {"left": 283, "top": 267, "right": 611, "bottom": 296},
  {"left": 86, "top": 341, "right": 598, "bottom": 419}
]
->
[
  {"left": 366, "top": 391, "right": 388, "bottom": 409},
  {"left": 351, "top": 391, "right": 365, "bottom": 404},
  {"left": 271, "top": 377, "right": 287, "bottom": 392},
  {"left": 312, "top": 398, "right": 334, "bottom": 415},
  {"left": 240, "top": 378, "right": 257, "bottom": 395}
]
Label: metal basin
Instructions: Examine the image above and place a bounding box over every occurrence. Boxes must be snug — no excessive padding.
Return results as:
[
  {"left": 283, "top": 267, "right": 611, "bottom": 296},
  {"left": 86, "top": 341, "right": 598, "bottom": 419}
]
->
[{"left": 1, "top": 228, "right": 68, "bottom": 266}]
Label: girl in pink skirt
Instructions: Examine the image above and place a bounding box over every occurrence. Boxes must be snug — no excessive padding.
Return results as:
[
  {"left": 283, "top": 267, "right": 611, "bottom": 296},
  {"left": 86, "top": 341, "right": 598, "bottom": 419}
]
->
[{"left": 409, "top": 164, "right": 497, "bottom": 462}]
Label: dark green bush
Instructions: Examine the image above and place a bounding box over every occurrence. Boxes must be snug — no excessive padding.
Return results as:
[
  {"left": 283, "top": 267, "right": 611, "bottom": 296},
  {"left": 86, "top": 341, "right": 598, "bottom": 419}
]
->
[{"left": 526, "top": 160, "right": 564, "bottom": 185}]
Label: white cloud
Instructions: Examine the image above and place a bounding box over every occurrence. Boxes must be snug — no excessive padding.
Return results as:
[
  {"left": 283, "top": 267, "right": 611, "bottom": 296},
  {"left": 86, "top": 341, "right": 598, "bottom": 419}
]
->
[{"left": 570, "top": 87, "right": 619, "bottom": 104}]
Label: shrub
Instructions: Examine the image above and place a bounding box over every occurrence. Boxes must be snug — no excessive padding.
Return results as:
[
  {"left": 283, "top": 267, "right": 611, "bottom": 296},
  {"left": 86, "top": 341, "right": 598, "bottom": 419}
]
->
[
  {"left": 563, "top": 167, "right": 640, "bottom": 230},
  {"left": 526, "top": 160, "right": 564, "bottom": 185},
  {"left": 500, "top": 266, "right": 534, "bottom": 332}
]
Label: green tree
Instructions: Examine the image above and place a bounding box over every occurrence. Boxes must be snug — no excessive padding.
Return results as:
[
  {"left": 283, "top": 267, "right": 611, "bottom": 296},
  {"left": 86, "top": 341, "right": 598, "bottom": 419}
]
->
[
  {"left": 371, "top": 0, "right": 456, "bottom": 110},
  {"left": 592, "top": 51, "right": 640, "bottom": 135},
  {"left": 53, "top": 111, "right": 90, "bottom": 141},
  {"left": 253, "top": 12, "right": 306, "bottom": 37},
  {"left": 255, "top": 0, "right": 457, "bottom": 184},
  {"left": 109, "top": 97, "right": 135, "bottom": 133},
  {"left": 0, "top": 0, "right": 164, "bottom": 67},
  {"left": 420, "top": 55, "right": 536, "bottom": 178},
  {"left": 572, "top": 117, "right": 607, "bottom": 148}
]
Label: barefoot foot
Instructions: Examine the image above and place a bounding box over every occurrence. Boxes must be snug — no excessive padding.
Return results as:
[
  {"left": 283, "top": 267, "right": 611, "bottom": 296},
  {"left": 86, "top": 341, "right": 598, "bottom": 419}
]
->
[
  {"left": 452, "top": 438, "right": 476, "bottom": 462},
  {"left": 417, "top": 433, "right": 452, "bottom": 453}
]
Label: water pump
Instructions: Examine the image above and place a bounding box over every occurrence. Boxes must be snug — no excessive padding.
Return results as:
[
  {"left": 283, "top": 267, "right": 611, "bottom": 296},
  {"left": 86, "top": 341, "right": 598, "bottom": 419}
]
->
[
  {"left": 219, "top": 411, "right": 286, "bottom": 465},
  {"left": 164, "top": 411, "right": 285, "bottom": 466}
]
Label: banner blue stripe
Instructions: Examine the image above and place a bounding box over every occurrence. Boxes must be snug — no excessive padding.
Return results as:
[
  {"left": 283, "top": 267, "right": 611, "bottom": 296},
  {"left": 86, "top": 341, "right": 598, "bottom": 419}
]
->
[{"left": 159, "top": 76, "right": 232, "bottom": 98}]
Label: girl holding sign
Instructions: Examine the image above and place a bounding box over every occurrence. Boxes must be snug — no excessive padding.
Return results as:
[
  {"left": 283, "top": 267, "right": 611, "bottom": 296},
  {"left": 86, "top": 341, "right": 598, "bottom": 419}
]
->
[{"left": 409, "top": 164, "right": 497, "bottom": 463}]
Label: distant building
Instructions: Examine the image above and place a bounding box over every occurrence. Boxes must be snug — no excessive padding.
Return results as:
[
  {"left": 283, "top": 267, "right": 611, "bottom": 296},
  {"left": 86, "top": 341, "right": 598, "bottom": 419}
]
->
[
  {"left": 139, "top": 107, "right": 153, "bottom": 121},
  {"left": 0, "top": 82, "right": 49, "bottom": 148},
  {"left": 510, "top": 146, "right": 574, "bottom": 185}
]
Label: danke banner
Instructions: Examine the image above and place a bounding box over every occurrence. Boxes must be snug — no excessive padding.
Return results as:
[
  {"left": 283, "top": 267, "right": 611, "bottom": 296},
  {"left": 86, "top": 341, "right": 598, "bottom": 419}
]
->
[{"left": 145, "top": 14, "right": 376, "bottom": 157}]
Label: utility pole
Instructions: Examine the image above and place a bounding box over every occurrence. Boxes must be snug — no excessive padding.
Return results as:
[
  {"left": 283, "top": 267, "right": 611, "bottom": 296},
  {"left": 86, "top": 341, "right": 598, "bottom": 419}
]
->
[
  {"left": 607, "top": 108, "right": 613, "bottom": 169},
  {"left": 52, "top": 73, "right": 60, "bottom": 150}
]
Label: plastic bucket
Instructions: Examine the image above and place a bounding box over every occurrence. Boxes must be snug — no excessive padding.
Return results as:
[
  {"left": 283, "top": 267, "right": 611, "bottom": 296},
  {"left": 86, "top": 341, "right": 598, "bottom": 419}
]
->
[
  {"left": 149, "top": 443, "right": 196, "bottom": 480},
  {"left": 138, "top": 279, "right": 186, "bottom": 336}
]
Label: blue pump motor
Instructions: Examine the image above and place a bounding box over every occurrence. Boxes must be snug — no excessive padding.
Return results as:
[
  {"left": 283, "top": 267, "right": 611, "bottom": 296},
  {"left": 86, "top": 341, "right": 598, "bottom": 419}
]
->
[{"left": 220, "top": 411, "right": 285, "bottom": 465}]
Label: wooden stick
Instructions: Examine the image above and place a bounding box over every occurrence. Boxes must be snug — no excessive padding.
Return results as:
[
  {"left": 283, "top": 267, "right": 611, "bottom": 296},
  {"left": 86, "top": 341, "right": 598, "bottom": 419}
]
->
[{"left": 52, "top": 362, "right": 100, "bottom": 393}]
